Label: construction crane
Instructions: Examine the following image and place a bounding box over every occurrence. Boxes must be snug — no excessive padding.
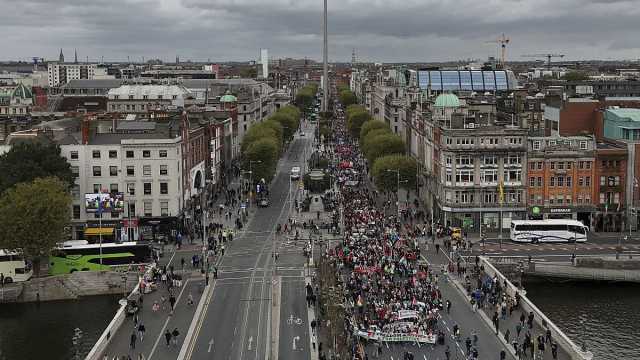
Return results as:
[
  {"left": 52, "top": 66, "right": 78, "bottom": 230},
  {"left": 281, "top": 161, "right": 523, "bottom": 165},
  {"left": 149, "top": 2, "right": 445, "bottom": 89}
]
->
[
  {"left": 486, "top": 33, "right": 510, "bottom": 67},
  {"left": 522, "top": 53, "right": 565, "bottom": 69}
]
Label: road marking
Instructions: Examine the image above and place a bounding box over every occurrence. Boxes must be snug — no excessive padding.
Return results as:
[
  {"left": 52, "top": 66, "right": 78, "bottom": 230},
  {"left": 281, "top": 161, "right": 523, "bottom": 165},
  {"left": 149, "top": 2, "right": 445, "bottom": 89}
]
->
[
  {"left": 207, "top": 338, "right": 214, "bottom": 353},
  {"left": 248, "top": 336, "right": 253, "bottom": 350},
  {"left": 292, "top": 336, "right": 300, "bottom": 350},
  {"left": 147, "top": 278, "right": 192, "bottom": 360}
]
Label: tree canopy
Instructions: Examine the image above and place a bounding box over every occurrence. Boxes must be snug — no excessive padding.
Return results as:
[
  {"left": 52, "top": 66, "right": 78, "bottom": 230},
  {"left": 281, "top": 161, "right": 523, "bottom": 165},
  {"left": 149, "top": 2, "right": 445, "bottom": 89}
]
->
[
  {"left": 347, "top": 108, "right": 371, "bottom": 139},
  {"left": 360, "top": 128, "right": 393, "bottom": 151},
  {"left": 360, "top": 120, "right": 390, "bottom": 142},
  {"left": 371, "top": 155, "right": 417, "bottom": 193},
  {"left": 362, "top": 133, "right": 406, "bottom": 164},
  {"left": 242, "top": 137, "right": 279, "bottom": 184},
  {"left": 0, "top": 142, "right": 76, "bottom": 194},
  {"left": 0, "top": 177, "right": 71, "bottom": 275},
  {"left": 339, "top": 89, "right": 357, "bottom": 107},
  {"left": 562, "top": 71, "right": 590, "bottom": 81},
  {"left": 295, "top": 84, "right": 318, "bottom": 110}
]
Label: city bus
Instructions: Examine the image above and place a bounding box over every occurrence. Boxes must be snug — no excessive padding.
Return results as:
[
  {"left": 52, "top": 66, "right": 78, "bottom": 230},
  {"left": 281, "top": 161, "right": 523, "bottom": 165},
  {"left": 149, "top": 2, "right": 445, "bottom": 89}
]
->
[
  {"left": 49, "top": 241, "right": 153, "bottom": 275},
  {"left": 510, "top": 219, "right": 588, "bottom": 243},
  {"left": 0, "top": 250, "right": 33, "bottom": 283}
]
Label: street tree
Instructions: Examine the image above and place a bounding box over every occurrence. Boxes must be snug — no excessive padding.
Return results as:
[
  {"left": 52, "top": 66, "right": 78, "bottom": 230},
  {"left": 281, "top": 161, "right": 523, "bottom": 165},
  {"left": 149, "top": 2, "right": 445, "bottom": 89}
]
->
[
  {"left": 242, "top": 137, "right": 279, "bottom": 184},
  {"left": 371, "top": 155, "right": 417, "bottom": 193},
  {"left": 269, "top": 112, "right": 298, "bottom": 141},
  {"left": 0, "top": 142, "right": 76, "bottom": 194},
  {"left": 363, "top": 133, "right": 406, "bottom": 164},
  {"left": 562, "top": 71, "right": 590, "bottom": 81},
  {"left": 339, "top": 89, "right": 357, "bottom": 107},
  {"left": 241, "top": 122, "right": 282, "bottom": 154},
  {"left": 360, "top": 120, "right": 390, "bottom": 142},
  {"left": 0, "top": 177, "right": 71, "bottom": 276},
  {"left": 347, "top": 109, "right": 371, "bottom": 138},
  {"left": 360, "top": 128, "right": 393, "bottom": 151}
]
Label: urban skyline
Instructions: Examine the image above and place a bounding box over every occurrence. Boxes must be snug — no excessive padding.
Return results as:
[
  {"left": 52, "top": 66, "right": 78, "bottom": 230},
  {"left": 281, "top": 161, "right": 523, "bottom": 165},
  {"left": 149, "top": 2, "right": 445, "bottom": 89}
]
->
[{"left": 2, "top": 0, "right": 640, "bottom": 63}]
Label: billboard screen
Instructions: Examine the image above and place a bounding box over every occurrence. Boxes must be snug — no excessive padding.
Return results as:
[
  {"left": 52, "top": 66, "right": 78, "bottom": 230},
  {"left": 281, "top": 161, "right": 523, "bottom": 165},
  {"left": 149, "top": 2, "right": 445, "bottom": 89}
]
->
[{"left": 85, "top": 193, "right": 125, "bottom": 213}]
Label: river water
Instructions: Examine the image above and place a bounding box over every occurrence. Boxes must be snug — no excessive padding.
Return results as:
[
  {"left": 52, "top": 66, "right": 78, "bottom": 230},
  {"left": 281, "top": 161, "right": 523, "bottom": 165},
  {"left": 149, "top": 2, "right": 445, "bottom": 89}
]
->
[
  {"left": 0, "top": 295, "right": 120, "bottom": 360},
  {"left": 525, "top": 282, "right": 640, "bottom": 360}
]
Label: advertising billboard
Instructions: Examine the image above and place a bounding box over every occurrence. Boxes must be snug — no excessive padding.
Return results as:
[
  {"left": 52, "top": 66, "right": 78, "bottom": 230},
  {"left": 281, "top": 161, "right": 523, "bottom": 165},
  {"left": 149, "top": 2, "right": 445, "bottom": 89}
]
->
[{"left": 85, "top": 193, "right": 125, "bottom": 213}]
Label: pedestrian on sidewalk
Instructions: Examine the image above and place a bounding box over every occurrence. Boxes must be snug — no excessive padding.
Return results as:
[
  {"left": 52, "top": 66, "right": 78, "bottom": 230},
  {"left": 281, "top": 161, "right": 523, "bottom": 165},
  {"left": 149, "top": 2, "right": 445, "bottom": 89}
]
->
[
  {"left": 164, "top": 330, "right": 172, "bottom": 347},
  {"left": 187, "top": 293, "right": 194, "bottom": 306},
  {"left": 311, "top": 319, "right": 316, "bottom": 335},
  {"left": 169, "top": 294, "right": 176, "bottom": 314},
  {"left": 129, "top": 331, "right": 137, "bottom": 350},
  {"left": 137, "top": 323, "right": 146, "bottom": 342}
]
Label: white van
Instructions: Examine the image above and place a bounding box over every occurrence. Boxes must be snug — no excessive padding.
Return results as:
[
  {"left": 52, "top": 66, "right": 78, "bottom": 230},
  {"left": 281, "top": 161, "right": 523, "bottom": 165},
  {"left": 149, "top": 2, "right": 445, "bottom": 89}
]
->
[{"left": 290, "top": 166, "right": 301, "bottom": 180}]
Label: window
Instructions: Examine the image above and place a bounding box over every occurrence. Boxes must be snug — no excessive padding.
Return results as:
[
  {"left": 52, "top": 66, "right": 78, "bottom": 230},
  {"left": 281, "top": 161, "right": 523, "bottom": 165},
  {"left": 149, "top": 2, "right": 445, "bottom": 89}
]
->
[
  {"left": 607, "top": 176, "right": 615, "bottom": 186},
  {"left": 127, "top": 166, "right": 135, "bottom": 176},
  {"left": 586, "top": 161, "right": 591, "bottom": 169},
  {"left": 70, "top": 151, "right": 79, "bottom": 160},
  {"left": 550, "top": 177, "right": 555, "bottom": 186},
  {"left": 127, "top": 183, "right": 135, "bottom": 195},
  {"left": 110, "top": 166, "right": 118, "bottom": 176},
  {"left": 160, "top": 182, "right": 168, "bottom": 194},
  {"left": 533, "top": 141, "right": 541, "bottom": 150},
  {"left": 110, "top": 183, "right": 119, "bottom": 193},
  {"left": 73, "top": 205, "right": 81, "bottom": 219},
  {"left": 161, "top": 201, "right": 169, "bottom": 216},
  {"left": 579, "top": 177, "right": 584, "bottom": 186},
  {"left": 558, "top": 162, "right": 564, "bottom": 170},
  {"left": 503, "top": 169, "right": 522, "bottom": 182},
  {"left": 129, "top": 202, "right": 136, "bottom": 216},
  {"left": 126, "top": 150, "right": 134, "bottom": 158},
  {"left": 530, "top": 193, "right": 536, "bottom": 203},
  {"left": 483, "top": 156, "right": 497, "bottom": 166},
  {"left": 530, "top": 162, "right": 536, "bottom": 170},
  {"left": 456, "top": 155, "right": 473, "bottom": 166},
  {"left": 550, "top": 162, "right": 555, "bottom": 170},
  {"left": 92, "top": 150, "right": 101, "bottom": 159},
  {"left": 530, "top": 177, "right": 536, "bottom": 187},
  {"left": 567, "top": 177, "right": 572, "bottom": 187},
  {"left": 93, "top": 166, "right": 102, "bottom": 176},
  {"left": 602, "top": 160, "right": 607, "bottom": 168},
  {"left": 71, "top": 166, "right": 79, "bottom": 176},
  {"left": 557, "top": 176, "right": 564, "bottom": 187},
  {"left": 108, "top": 150, "right": 118, "bottom": 158},
  {"left": 537, "top": 162, "right": 543, "bottom": 170},
  {"left": 159, "top": 150, "right": 167, "bottom": 158},
  {"left": 586, "top": 177, "right": 591, "bottom": 186},
  {"left": 93, "top": 184, "right": 101, "bottom": 193},
  {"left": 579, "top": 161, "right": 584, "bottom": 169},
  {"left": 615, "top": 176, "right": 620, "bottom": 186},
  {"left": 445, "top": 156, "right": 452, "bottom": 166},
  {"left": 144, "top": 202, "right": 152, "bottom": 216},
  {"left": 482, "top": 170, "right": 498, "bottom": 183},
  {"left": 455, "top": 170, "right": 474, "bottom": 183},
  {"left": 567, "top": 162, "right": 572, "bottom": 170},
  {"left": 484, "top": 192, "right": 497, "bottom": 204},
  {"left": 144, "top": 182, "right": 151, "bottom": 195},
  {"left": 578, "top": 194, "right": 583, "bottom": 204},
  {"left": 160, "top": 165, "right": 168, "bottom": 176},
  {"left": 71, "top": 184, "right": 80, "bottom": 198},
  {"left": 143, "top": 150, "right": 151, "bottom": 158},
  {"left": 143, "top": 165, "right": 151, "bottom": 176},
  {"left": 580, "top": 141, "right": 587, "bottom": 150},
  {"left": 507, "top": 155, "right": 521, "bottom": 165},
  {"left": 446, "top": 170, "right": 452, "bottom": 183},
  {"left": 600, "top": 193, "right": 605, "bottom": 204},
  {"left": 549, "top": 195, "right": 555, "bottom": 205},
  {"left": 537, "top": 177, "right": 543, "bottom": 187}
]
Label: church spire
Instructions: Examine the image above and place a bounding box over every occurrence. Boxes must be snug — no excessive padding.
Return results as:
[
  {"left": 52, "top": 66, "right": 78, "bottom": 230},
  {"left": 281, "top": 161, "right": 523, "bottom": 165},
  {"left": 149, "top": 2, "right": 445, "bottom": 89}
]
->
[{"left": 59, "top": 48, "right": 64, "bottom": 63}]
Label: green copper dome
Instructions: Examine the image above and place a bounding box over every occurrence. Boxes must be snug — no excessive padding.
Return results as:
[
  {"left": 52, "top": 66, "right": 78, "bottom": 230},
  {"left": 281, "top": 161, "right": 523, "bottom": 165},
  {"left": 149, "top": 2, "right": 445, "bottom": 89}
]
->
[
  {"left": 220, "top": 90, "right": 237, "bottom": 103},
  {"left": 12, "top": 83, "right": 32, "bottom": 99},
  {"left": 434, "top": 93, "right": 460, "bottom": 108}
]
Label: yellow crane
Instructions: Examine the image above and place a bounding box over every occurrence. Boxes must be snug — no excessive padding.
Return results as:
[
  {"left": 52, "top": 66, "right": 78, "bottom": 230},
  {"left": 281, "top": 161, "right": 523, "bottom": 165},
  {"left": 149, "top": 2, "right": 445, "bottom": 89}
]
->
[{"left": 486, "top": 33, "right": 510, "bottom": 67}]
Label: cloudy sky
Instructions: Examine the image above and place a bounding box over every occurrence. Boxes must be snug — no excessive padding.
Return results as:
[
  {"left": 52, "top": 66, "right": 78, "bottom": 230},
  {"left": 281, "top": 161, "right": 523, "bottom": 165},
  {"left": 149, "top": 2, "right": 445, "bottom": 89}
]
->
[{"left": 2, "top": 0, "right": 640, "bottom": 63}]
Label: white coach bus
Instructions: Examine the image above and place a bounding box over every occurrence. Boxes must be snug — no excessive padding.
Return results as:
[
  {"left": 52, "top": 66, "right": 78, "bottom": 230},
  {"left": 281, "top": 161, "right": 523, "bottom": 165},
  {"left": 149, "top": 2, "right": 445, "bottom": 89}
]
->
[{"left": 510, "top": 219, "right": 588, "bottom": 243}]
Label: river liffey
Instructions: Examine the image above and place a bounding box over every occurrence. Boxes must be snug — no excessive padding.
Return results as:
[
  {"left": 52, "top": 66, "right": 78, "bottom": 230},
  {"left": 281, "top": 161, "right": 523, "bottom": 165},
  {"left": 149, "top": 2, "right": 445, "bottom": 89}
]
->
[
  {"left": 0, "top": 295, "right": 120, "bottom": 360},
  {"left": 525, "top": 281, "right": 640, "bottom": 360}
]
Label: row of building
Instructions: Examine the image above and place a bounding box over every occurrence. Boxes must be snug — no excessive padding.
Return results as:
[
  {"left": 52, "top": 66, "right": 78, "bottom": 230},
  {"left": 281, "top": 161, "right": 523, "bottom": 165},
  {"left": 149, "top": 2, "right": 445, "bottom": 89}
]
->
[
  {"left": 351, "top": 65, "right": 640, "bottom": 233},
  {"left": 0, "top": 77, "right": 293, "bottom": 243}
]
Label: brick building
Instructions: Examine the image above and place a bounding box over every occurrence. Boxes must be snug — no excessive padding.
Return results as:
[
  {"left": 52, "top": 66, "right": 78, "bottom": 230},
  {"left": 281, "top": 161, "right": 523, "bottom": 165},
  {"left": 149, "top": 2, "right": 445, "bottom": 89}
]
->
[
  {"left": 594, "top": 140, "right": 628, "bottom": 232},
  {"left": 526, "top": 136, "right": 596, "bottom": 228}
]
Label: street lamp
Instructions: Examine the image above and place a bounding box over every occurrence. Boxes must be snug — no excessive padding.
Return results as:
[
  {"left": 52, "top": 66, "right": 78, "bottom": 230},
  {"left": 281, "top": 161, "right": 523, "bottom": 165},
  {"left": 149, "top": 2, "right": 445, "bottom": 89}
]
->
[
  {"left": 249, "top": 160, "right": 262, "bottom": 205},
  {"left": 386, "top": 169, "right": 407, "bottom": 221}
]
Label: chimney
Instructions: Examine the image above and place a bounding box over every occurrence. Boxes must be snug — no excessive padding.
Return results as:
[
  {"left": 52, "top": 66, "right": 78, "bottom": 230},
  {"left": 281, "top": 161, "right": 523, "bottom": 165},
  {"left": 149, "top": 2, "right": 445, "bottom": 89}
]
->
[{"left": 82, "top": 115, "right": 91, "bottom": 144}]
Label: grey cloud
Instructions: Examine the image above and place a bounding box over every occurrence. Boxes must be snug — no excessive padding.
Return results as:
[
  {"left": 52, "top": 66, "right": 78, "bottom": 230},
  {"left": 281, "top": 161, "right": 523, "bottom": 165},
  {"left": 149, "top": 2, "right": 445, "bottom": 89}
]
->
[{"left": 1, "top": 0, "right": 640, "bottom": 62}]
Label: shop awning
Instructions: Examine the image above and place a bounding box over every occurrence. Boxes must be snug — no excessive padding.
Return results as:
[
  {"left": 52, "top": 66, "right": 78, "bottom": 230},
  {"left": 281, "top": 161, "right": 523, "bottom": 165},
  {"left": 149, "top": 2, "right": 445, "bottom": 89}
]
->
[{"left": 84, "top": 227, "right": 115, "bottom": 236}]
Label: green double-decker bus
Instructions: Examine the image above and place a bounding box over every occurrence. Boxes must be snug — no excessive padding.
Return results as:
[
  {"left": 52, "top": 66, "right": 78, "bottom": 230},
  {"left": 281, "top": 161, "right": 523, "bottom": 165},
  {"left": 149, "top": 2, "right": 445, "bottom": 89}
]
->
[{"left": 49, "top": 241, "right": 153, "bottom": 275}]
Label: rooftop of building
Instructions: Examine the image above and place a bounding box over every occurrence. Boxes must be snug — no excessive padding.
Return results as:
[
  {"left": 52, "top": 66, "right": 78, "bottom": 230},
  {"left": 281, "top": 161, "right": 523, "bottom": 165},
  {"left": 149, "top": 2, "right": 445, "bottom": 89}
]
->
[
  {"left": 60, "top": 79, "right": 124, "bottom": 89},
  {"left": 107, "top": 84, "right": 191, "bottom": 97},
  {"left": 434, "top": 93, "right": 460, "bottom": 108},
  {"left": 605, "top": 108, "right": 640, "bottom": 122},
  {"left": 596, "top": 140, "right": 627, "bottom": 150}
]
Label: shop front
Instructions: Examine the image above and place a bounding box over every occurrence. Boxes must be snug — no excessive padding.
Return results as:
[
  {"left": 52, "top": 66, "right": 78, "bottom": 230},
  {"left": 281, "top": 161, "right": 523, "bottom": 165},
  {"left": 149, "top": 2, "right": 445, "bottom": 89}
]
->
[{"left": 139, "top": 216, "right": 179, "bottom": 243}]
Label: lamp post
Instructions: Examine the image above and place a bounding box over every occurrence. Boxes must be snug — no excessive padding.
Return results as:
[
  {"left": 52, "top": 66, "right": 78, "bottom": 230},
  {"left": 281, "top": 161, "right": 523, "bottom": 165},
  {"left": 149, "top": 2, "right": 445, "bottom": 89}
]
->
[
  {"left": 386, "top": 169, "right": 407, "bottom": 221},
  {"left": 249, "top": 160, "right": 262, "bottom": 206}
]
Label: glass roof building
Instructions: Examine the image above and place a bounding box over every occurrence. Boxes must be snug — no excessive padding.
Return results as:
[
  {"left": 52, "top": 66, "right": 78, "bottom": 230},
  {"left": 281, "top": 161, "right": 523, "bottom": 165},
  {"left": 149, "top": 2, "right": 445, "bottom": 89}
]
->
[{"left": 417, "top": 70, "right": 518, "bottom": 92}]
